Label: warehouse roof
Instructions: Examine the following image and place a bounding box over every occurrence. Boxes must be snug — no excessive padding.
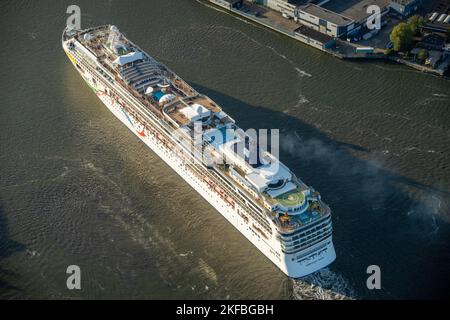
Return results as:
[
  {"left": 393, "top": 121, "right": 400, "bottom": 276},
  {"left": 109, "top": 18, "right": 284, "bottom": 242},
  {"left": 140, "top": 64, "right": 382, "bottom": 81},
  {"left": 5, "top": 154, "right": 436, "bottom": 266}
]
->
[{"left": 300, "top": 4, "right": 353, "bottom": 26}]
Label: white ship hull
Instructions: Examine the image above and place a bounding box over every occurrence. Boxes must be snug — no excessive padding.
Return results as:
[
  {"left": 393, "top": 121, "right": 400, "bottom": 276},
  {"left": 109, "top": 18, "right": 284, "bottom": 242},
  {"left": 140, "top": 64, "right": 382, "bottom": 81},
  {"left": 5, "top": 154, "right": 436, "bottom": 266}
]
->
[{"left": 63, "top": 40, "right": 336, "bottom": 278}]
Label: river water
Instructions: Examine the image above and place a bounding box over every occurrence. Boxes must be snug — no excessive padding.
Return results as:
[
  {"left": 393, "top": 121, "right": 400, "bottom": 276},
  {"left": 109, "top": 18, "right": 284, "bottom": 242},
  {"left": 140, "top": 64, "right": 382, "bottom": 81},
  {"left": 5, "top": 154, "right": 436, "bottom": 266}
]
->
[{"left": 1, "top": 0, "right": 449, "bottom": 299}]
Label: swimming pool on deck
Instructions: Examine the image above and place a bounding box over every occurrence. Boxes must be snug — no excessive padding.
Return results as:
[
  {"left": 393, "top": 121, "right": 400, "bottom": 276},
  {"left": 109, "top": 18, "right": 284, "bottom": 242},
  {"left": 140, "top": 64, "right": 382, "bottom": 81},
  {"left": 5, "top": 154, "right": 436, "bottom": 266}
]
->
[{"left": 152, "top": 90, "right": 164, "bottom": 101}]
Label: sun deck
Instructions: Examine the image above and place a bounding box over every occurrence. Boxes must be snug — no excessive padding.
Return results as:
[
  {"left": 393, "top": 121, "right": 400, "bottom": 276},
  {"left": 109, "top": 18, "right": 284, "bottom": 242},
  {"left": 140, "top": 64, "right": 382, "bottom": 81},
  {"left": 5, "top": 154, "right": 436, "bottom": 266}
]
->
[
  {"left": 163, "top": 95, "right": 222, "bottom": 127},
  {"left": 273, "top": 187, "right": 306, "bottom": 208},
  {"left": 184, "top": 95, "right": 221, "bottom": 114},
  {"left": 73, "top": 25, "right": 202, "bottom": 120}
]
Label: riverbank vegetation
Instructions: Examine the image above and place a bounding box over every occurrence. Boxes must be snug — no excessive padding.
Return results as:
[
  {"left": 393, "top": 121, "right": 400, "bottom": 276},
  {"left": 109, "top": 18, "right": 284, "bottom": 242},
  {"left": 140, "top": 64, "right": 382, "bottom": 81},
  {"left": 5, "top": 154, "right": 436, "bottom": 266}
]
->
[{"left": 389, "top": 15, "right": 425, "bottom": 52}]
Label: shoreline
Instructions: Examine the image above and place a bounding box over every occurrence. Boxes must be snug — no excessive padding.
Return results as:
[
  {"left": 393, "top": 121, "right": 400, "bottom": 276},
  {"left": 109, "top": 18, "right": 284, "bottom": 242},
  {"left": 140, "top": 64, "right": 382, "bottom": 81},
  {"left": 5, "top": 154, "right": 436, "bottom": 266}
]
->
[
  {"left": 204, "top": 0, "right": 448, "bottom": 78},
  {"left": 204, "top": 0, "right": 343, "bottom": 58}
]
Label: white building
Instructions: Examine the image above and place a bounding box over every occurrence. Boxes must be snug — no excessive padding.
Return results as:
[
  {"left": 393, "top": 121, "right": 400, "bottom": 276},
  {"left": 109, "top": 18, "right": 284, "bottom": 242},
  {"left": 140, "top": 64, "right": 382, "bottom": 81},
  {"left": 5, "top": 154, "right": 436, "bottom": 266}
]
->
[
  {"left": 297, "top": 0, "right": 390, "bottom": 38},
  {"left": 298, "top": 4, "right": 354, "bottom": 37}
]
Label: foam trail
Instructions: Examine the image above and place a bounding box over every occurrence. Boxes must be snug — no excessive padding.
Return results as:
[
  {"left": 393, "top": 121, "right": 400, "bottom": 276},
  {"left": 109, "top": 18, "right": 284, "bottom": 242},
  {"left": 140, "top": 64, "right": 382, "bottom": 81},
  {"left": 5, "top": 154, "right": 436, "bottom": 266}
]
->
[
  {"left": 195, "top": 0, "right": 312, "bottom": 78},
  {"left": 267, "top": 45, "right": 312, "bottom": 78},
  {"left": 226, "top": 28, "right": 313, "bottom": 78},
  {"left": 295, "top": 67, "right": 313, "bottom": 78},
  {"left": 432, "top": 93, "right": 448, "bottom": 98},
  {"left": 218, "top": 25, "right": 313, "bottom": 79},
  {"left": 292, "top": 268, "right": 357, "bottom": 300}
]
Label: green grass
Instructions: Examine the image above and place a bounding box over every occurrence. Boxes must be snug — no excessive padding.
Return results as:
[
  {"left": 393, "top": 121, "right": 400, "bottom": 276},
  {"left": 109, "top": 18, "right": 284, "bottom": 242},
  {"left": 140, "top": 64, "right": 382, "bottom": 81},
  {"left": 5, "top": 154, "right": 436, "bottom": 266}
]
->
[{"left": 275, "top": 189, "right": 305, "bottom": 207}]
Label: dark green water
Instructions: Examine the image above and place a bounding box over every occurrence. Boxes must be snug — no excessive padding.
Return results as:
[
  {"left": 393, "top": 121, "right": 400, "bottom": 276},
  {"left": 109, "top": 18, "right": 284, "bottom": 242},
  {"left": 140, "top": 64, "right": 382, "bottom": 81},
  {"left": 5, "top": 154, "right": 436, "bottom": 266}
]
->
[{"left": 1, "top": 0, "right": 449, "bottom": 299}]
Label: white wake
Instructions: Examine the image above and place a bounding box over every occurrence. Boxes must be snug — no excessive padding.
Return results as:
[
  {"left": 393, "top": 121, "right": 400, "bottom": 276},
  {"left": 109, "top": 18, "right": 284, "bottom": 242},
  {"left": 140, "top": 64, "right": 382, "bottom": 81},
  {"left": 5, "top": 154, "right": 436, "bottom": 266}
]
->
[{"left": 292, "top": 268, "right": 357, "bottom": 300}]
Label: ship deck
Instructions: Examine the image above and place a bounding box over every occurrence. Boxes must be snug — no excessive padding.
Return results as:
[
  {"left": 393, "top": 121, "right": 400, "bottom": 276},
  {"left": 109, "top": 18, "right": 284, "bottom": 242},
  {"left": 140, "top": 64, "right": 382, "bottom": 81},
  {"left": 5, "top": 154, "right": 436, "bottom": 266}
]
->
[
  {"left": 65, "top": 25, "right": 332, "bottom": 234},
  {"left": 74, "top": 26, "right": 201, "bottom": 117}
]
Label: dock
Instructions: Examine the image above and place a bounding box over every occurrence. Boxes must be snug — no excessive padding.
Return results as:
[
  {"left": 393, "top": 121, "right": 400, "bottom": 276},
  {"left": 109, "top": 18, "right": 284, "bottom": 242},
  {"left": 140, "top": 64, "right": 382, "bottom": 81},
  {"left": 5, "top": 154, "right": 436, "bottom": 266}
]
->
[
  {"left": 204, "top": 0, "right": 387, "bottom": 59},
  {"left": 206, "top": 0, "right": 346, "bottom": 58},
  {"left": 204, "top": 0, "right": 449, "bottom": 77}
]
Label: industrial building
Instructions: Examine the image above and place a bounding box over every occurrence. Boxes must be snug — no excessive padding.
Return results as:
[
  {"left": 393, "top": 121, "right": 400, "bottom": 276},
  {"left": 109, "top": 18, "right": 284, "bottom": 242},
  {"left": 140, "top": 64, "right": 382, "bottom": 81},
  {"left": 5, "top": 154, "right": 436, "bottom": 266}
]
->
[
  {"left": 208, "top": 0, "right": 243, "bottom": 10},
  {"left": 255, "top": 0, "right": 297, "bottom": 16},
  {"left": 294, "top": 25, "right": 337, "bottom": 50},
  {"left": 211, "top": 1, "right": 395, "bottom": 39},
  {"left": 296, "top": 0, "right": 390, "bottom": 38},
  {"left": 297, "top": 4, "right": 354, "bottom": 37},
  {"left": 422, "top": 7, "right": 450, "bottom": 34},
  {"left": 389, "top": 0, "right": 421, "bottom": 17}
]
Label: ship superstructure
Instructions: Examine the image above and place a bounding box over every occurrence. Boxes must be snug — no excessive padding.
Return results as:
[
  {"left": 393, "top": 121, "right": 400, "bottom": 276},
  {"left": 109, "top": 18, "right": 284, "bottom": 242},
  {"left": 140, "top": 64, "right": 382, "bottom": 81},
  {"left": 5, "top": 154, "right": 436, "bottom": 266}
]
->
[{"left": 62, "top": 25, "right": 336, "bottom": 277}]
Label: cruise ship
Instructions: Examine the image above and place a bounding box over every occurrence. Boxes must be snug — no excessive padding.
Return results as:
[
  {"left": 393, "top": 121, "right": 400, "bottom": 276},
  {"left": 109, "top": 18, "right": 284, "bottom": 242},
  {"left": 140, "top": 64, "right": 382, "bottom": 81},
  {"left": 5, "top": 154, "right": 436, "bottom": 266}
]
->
[{"left": 62, "top": 25, "right": 336, "bottom": 278}]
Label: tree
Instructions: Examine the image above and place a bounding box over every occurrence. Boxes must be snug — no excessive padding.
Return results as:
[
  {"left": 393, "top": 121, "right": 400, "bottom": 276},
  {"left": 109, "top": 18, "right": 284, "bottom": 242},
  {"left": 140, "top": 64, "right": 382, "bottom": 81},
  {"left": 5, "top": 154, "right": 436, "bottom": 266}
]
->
[
  {"left": 417, "top": 49, "right": 428, "bottom": 62},
  {"left": 390, "top": 23, "right": 414, "bottom": 52},
  {"left": 384, "top": 48, "right": 394, "bottom": 56},
  {"left": 407, "top": 15, "right": 424, "bottom": 35}
]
